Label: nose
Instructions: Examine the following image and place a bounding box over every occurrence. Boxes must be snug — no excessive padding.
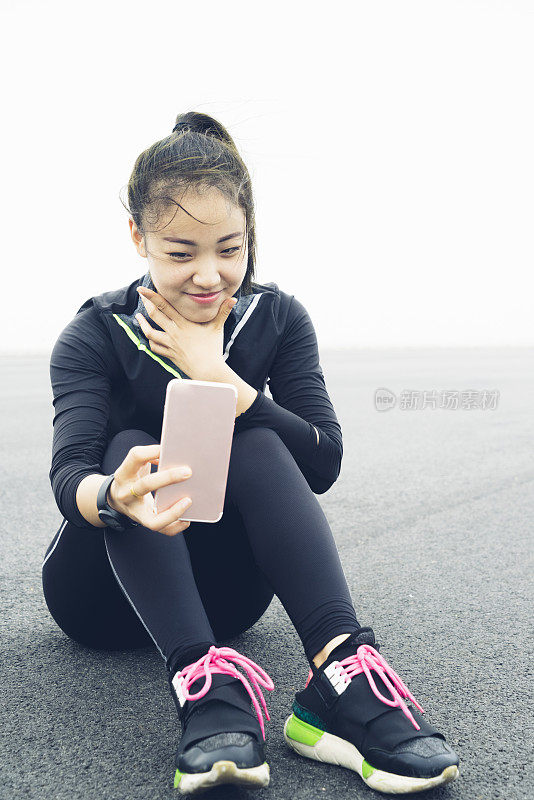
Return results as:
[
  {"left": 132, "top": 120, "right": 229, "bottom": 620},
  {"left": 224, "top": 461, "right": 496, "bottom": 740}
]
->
[{"left": 190, "top": 262, "right": 223, "bottom": 291}]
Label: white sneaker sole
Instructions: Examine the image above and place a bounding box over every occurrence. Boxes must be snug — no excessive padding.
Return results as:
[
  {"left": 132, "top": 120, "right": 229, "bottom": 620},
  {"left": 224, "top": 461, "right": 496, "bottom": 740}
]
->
[
  {"left": 174, "top": 759, "right": 270, "bottom": 794},
  {"left": 283, "top": 713, "right": 459, "bottom": 795}
]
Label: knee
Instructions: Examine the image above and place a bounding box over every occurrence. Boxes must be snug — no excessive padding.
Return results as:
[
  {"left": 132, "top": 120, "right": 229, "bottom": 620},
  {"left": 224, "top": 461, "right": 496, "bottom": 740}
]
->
[
  {"left": 232, "top": 426, "right": 282, "bottom": 452},
  {"left": 108, "top": 429, "right": 158, "bottom": 449},
  {"left": 229, "top": 427, "right": 291, "bottom": 485},
  {"left": 103, "top": 429, "right": 158, "bottom": 474}
]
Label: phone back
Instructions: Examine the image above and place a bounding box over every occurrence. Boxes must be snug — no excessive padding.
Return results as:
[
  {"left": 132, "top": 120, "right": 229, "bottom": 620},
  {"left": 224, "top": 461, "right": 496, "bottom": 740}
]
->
[{"left": 154, "top": 379, "right": 237, "bottom": 523}]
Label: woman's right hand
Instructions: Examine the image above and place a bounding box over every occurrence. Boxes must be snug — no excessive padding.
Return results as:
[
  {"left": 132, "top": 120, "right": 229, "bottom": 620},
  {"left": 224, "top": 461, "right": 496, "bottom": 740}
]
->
[{"left": 107, "top": 444, "right": 193, "bottom": 536}]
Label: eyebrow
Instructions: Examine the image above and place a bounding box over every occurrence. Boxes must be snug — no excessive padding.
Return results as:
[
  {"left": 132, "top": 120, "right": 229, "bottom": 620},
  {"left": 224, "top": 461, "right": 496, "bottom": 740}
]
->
[{"left": 162, "top": 231, "right": 245, "bottom": 246}]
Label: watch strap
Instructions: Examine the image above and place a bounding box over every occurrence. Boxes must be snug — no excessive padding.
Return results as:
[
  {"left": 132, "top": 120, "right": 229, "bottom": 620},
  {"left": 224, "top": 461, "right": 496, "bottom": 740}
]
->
[
  {"left": 97, "top": 473, "right": 137, "bottom": 529},
  {"left": 97, "top": 473, "right": 118, "bottom": 512}
]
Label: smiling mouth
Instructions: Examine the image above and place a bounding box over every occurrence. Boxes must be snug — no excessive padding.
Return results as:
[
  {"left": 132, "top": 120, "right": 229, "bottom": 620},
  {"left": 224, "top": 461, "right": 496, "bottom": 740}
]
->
[{"left": 187, "top": 291, "right": 222, "bottom": 296}]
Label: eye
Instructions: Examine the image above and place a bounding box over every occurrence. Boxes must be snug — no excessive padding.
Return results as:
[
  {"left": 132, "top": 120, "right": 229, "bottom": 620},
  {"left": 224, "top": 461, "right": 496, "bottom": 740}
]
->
[{"left": 168, "top": 246, "right": 241, "bottom": 260}]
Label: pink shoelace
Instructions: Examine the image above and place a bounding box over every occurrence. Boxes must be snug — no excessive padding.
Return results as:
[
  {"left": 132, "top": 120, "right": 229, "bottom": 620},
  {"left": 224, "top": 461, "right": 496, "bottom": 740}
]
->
[
  {"left": 175, "top": 645, "right": 275, "bottom": 740},
  {"left": 305, "top": 643, "right": 425, "bottom": 731}
]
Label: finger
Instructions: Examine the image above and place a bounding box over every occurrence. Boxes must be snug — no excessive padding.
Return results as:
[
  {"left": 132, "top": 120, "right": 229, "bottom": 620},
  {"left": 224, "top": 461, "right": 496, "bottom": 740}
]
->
[
  {"left": 138, "top": 295, "right": 170, "bottom": 332},
  {"left": 151, "top": 496, "right": 193, "bottom": 530},
  {"left": 141, "top": 334, "right": 171, "bottom": 357},
  {"left": 123, "top": 445, "right": 161, "bottom": 474},
  {"left": 140, "top": 454, "right": 159, "bottom": 476},
  {"left": 214, "top": 297, "right": 237, "bottom": 330},
  {"left": 138, "top": 290, "right": 179, "bottom": 330},
  {"left": 133, "top": 464, "right": 192, "bottom": 497},
  {"left": 135, "top": 313, "right": 168, "bottom": 347},
  {"left": 159, "top": 519, "right": 191, "bottom": 537}
]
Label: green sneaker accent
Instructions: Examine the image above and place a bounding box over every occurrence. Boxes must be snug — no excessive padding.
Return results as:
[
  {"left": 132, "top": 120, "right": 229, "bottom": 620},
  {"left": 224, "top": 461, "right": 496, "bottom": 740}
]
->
[
  {"left": 362, "top": 759, "right": 375, "bottom": 779},
  {"left": 286, "top": 713, "right": 324, "bottom": 746},
  {"left": 174, "top": 767, "right": 183, "bottom": 788},
  {"left": 292, "top": 700, "right": 329, "bottom": 732}
]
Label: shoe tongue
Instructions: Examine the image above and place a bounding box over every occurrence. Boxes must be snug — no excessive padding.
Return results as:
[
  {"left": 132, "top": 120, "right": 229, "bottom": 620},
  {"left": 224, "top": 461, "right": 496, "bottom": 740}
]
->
[
  {"left": 320, "top": 627, "right": 377, "bottom": 671},
  {"left": 187, "top": 671, "right": 240, "bottom": 696},
  {"left": 180, "top": 671, "right": 254, "bottom": 726}
]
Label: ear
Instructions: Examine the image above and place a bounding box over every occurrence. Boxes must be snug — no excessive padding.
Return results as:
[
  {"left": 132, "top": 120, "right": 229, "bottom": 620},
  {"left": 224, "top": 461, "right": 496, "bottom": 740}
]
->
[{"left": 129, "top": 217, "right": 147, "bottom": 258}]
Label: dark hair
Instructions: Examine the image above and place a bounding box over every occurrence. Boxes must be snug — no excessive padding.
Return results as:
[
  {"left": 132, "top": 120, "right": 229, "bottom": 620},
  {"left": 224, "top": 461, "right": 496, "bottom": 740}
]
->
[{"left": 120, "top": 112, "right": 257, "bottom": 296}]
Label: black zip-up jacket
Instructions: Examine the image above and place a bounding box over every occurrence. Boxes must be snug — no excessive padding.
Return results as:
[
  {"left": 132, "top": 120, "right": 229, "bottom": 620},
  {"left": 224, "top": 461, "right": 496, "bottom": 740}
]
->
[{"left": 49, "top": 271, "right": 343, "bottom": 529}]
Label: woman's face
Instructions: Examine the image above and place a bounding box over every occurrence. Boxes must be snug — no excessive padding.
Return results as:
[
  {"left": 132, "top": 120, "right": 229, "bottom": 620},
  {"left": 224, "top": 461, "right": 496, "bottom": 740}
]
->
[{"left": 129, "top": 187, "right": 248, "bottom": 323}]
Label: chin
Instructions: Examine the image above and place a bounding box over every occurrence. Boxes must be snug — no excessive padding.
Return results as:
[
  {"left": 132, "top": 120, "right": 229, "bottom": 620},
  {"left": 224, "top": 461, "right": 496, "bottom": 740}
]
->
[{"left": 184, "top": 304, "right": 219, "bottom": 322}]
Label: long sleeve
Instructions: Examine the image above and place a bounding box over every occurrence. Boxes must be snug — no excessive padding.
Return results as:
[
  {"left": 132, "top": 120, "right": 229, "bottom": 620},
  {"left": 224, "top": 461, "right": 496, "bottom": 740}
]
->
[
  {"left": 233, "top": 296, "right": 343, "bottom": 494},
  {"left": 49, "top": 309, "right": 116, "bottom": 528}
]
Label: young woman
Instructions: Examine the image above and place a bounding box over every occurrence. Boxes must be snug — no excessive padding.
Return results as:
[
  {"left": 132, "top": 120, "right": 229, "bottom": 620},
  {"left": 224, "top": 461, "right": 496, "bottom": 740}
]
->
[{"left": 41, "top": 112, "right": 459, "bottom": 795}]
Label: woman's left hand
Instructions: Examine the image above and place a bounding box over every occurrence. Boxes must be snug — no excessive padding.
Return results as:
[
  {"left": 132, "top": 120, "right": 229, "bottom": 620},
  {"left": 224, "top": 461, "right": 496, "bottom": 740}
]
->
[{"left": 135, "top": 287, "right": 237, "bottom": 380}]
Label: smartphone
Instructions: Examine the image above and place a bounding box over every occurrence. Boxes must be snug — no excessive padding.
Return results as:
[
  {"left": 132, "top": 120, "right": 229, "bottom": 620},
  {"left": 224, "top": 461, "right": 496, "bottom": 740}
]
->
[{"left": 154, "top": 379, "right": 238, "bottom": 523}]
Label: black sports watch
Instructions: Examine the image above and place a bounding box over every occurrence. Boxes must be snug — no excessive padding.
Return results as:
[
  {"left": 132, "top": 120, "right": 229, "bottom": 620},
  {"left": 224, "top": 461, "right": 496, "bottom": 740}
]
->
[{"left": 97, "top": 473, "right": 138, "bottom": 531}]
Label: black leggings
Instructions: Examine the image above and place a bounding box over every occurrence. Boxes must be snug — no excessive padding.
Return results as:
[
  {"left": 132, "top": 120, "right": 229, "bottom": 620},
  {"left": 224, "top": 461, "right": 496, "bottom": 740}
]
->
[{"left": 42, "top": 427, "right": 361, "bottom": 676}]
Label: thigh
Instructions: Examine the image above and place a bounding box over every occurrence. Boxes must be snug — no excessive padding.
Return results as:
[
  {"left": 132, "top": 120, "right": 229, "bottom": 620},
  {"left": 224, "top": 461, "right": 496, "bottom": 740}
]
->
[
  {"left": 184, "top": 492, "right": 274, "bottom": 642},
  {"left": 41, "top": 427, "right": 161, "bottom": 651},
  {"left": 41, "top": 516, "right": 154, "bottom": 651}
]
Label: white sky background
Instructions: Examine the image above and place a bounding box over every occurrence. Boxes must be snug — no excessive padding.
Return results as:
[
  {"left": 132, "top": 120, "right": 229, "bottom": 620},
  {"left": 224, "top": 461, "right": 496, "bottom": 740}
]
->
[{"left": 2, "top": 0, "right": 533, "bottom": 352}]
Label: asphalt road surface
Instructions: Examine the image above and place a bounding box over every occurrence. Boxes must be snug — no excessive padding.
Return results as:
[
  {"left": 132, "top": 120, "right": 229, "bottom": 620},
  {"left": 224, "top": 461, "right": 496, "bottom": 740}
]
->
[{"left": 1, "top": 347, "right": 532, "bottom": 800}]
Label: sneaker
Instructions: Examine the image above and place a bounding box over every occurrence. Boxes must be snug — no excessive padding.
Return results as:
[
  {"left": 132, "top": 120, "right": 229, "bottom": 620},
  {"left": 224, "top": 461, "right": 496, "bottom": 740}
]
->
[
  {"left": 283, "top": 628, "right": 459, "bottom": 794},
  {"left": 169, "top": 644, "right": 275, "bottom": 794}
]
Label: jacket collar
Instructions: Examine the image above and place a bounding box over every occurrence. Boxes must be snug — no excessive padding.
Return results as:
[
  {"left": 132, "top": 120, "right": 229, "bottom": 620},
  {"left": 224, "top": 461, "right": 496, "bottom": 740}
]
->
[{"left": 112, "top": 272, "right": 264, "bottom": 378}]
